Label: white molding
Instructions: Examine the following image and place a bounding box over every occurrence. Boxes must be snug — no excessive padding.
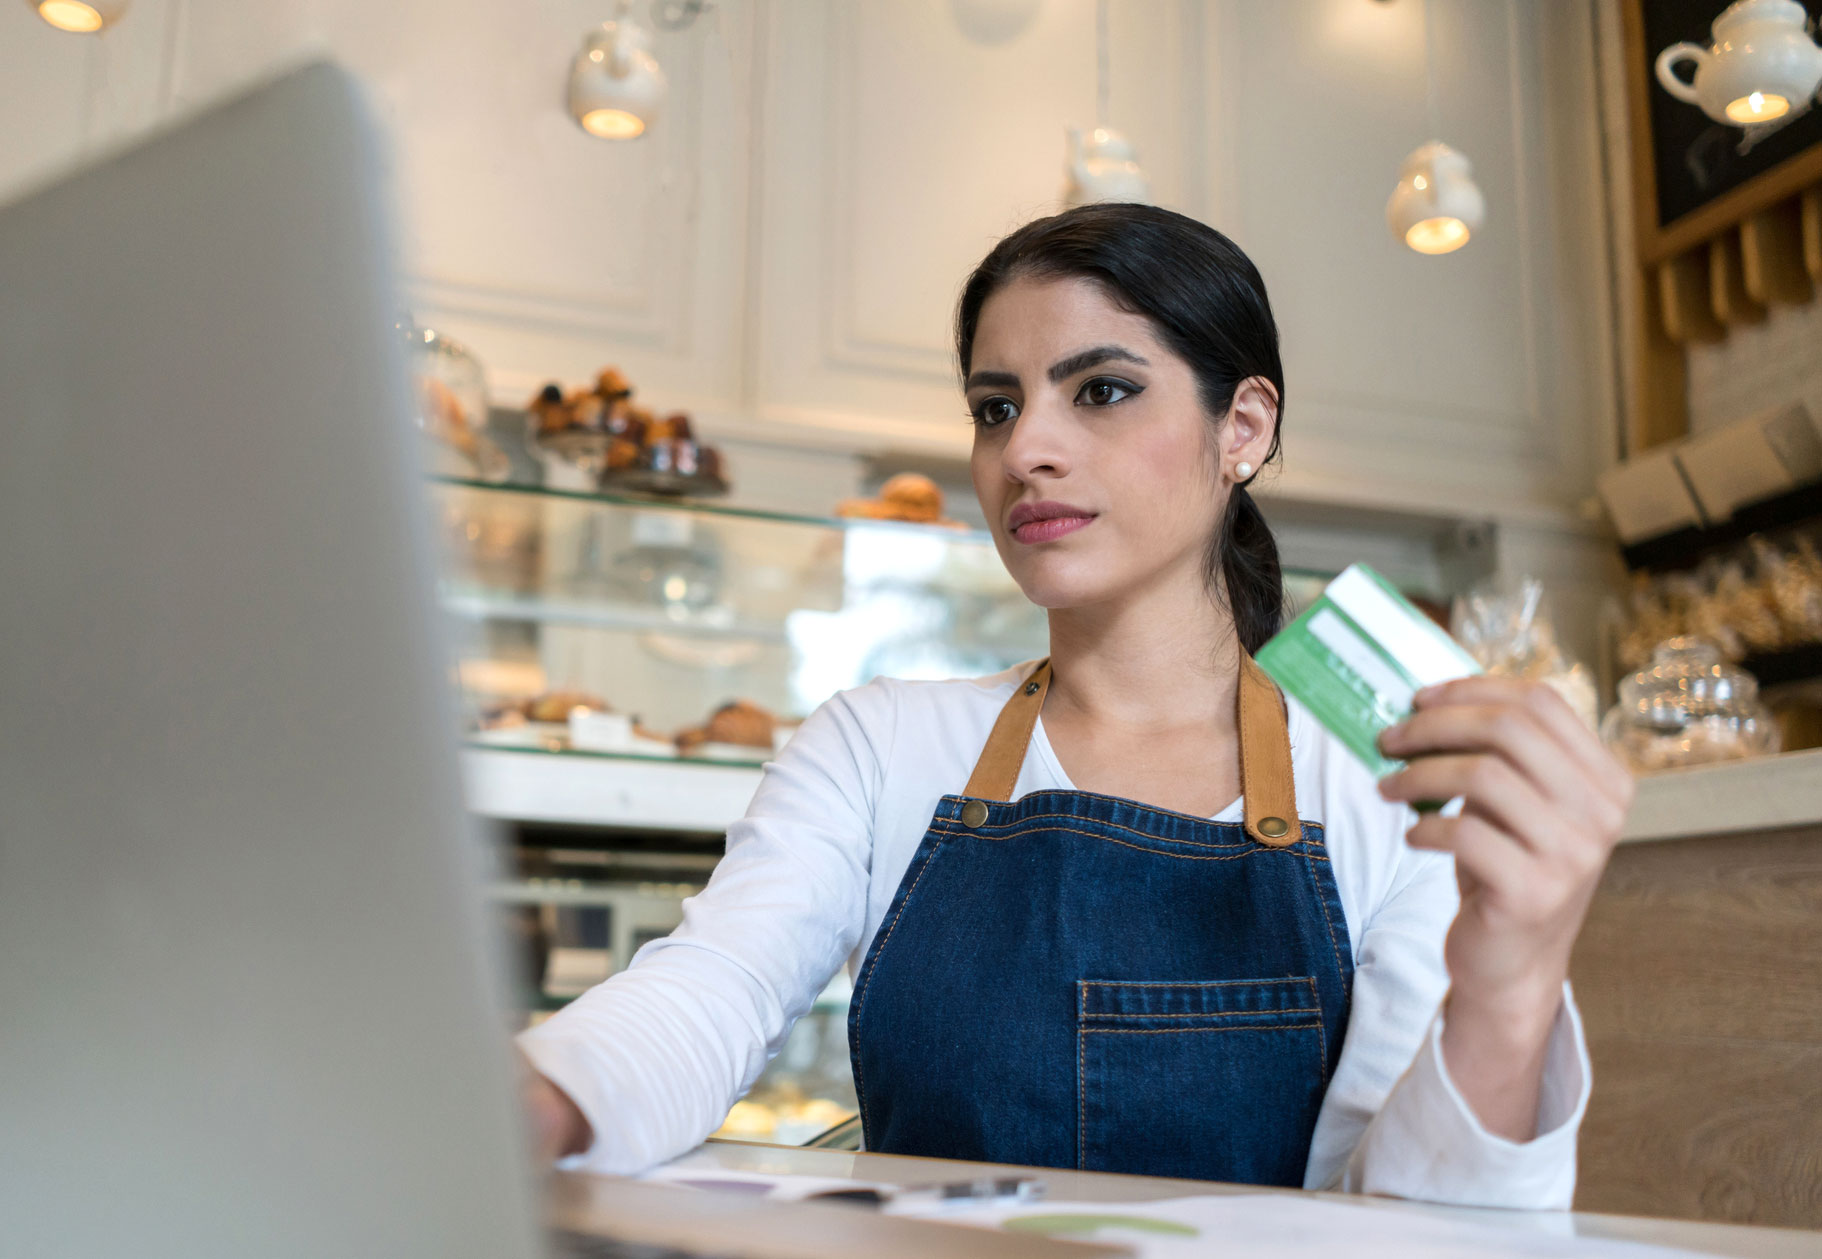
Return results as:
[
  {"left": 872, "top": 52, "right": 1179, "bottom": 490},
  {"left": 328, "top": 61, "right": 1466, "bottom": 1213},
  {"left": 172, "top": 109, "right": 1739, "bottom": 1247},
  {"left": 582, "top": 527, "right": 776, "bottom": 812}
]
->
[
  {"left": 1504, "top": 0, "right": 1545, "bottom": 432},
  {"left": 406, "top": 274, "right": 667, "bottom": 345},
  {"left": 817, "top": 3, "right": 960, "bottom": 384}
]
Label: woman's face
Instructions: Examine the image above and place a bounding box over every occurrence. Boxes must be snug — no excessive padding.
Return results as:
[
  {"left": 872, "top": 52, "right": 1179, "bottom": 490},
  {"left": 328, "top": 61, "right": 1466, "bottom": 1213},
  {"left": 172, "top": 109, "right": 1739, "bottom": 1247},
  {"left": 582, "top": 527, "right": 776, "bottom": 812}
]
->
[{"left": 966, "top": 274, "right": 1273, "bottom": 611}]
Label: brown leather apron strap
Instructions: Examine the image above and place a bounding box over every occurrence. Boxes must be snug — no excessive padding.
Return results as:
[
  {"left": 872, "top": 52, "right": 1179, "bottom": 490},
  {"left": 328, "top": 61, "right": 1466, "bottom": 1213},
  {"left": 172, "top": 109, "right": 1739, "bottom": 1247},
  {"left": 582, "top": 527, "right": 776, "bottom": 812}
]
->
[
  {"left": 962, "top": 658, "right": 1053, "bottom": 802},
  {"left": 1237, "top": 652, "right": 1302, "bottom": 847},
  {"left": 960, "top": 654, "right": 1301, "bottom": 847}
]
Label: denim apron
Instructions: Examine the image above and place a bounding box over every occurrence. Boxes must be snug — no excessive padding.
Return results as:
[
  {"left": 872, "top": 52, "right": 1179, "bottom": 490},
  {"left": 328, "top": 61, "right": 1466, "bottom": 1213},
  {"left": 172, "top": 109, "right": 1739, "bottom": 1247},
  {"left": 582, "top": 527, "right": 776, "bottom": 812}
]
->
[{"left": 847, "top": 655, "right": 1354, "bottom": 1185}]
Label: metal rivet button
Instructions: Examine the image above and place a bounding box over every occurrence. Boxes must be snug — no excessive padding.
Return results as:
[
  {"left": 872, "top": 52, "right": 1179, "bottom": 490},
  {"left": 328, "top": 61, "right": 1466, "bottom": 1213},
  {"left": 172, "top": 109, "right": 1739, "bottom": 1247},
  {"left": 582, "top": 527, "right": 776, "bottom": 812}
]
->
[
  {"left": 1258, "top": 816, "right": 1289, "bottom": 839},
  {"left": 960, "top": 800, "right": 990, "bottom": 829},
  {"left": 1023, "top": 681, "right": 1040, "bottom": 696}
]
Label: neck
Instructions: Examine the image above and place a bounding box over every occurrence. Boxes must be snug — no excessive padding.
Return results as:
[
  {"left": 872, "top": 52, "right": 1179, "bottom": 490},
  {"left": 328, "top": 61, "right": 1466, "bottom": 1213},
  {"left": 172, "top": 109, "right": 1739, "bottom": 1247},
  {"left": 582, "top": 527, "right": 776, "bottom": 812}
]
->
[{"left": 1042, "top": 563, "right": 1243, "bottom": 734}]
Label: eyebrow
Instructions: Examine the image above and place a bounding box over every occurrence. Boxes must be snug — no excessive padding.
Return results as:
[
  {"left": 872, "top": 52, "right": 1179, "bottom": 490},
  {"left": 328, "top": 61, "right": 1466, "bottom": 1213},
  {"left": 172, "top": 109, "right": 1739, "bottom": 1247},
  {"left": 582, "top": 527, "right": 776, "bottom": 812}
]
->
[
  {"left": 964, "top": 345, "right": 1150, "bottom": 394},
  {"left": 1047, "top": 345, "right": 1148, "bottom": 383}
]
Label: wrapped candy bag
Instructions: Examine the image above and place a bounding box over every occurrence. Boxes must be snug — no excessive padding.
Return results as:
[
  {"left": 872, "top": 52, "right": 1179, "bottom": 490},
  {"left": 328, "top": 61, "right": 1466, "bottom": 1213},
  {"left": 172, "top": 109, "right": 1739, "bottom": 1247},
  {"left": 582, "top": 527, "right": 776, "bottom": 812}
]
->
[{"left": 1451, "top": 578, "right": 1600, "bottom": 730}]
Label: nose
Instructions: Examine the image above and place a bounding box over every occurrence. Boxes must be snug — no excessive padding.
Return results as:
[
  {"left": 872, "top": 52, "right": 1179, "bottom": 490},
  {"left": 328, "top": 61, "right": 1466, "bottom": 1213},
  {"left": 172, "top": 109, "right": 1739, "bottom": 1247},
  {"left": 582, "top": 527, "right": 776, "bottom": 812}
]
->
[{"left": 999, "top": 392, "right": 1072, "bottom": 485}]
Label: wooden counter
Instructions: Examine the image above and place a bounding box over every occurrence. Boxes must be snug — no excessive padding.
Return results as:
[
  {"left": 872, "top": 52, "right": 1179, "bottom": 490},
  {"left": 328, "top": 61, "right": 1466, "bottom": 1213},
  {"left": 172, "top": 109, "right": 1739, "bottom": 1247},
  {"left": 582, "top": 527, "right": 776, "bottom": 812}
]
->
[
  {"left": 1573, "top": 756, "right": 1822, "bottom": 1228},
  {"left": 551, "top": 1142, "right": 1821, "bottom": 1258}
]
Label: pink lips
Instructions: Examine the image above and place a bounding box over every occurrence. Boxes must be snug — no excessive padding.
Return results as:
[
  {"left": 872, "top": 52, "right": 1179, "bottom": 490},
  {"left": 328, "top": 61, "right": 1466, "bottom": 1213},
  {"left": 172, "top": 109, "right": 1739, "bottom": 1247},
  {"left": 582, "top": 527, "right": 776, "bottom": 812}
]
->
[{"left": 1007, "top": 500, "right": 1097, "bottom": 545}]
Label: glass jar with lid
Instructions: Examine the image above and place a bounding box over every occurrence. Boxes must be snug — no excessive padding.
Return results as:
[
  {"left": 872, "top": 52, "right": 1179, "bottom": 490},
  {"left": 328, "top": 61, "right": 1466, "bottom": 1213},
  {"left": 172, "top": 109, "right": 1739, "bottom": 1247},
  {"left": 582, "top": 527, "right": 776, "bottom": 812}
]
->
[
  {"left": 1598, "top": 637, "right": 1780, "bottom": 773},
  {"left": 397, "top": 317, "right": 509, "bottom": 481}
]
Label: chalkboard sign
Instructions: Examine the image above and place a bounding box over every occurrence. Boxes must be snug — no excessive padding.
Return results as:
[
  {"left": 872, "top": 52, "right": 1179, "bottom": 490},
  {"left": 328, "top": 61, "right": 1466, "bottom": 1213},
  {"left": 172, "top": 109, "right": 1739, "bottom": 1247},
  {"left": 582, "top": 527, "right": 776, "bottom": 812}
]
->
[{"left": 1625, "top": 0, "right": 1822, "bottom": 259}]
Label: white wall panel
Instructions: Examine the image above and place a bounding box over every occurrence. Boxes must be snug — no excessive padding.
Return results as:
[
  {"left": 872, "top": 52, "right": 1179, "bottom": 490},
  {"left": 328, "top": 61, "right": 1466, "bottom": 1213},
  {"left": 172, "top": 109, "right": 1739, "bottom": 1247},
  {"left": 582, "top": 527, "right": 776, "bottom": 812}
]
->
[
  {"left": 0, "top": 0, "right": 1615, "bottom": 528},
  {"left": 1197, "top": 0, "right": 1611, "bottom": 517},
  {"left": 747, "top": 0, "right": 1205, "bottom": 452},
  {"left": 0, "top": 0, "right": 753, "bottom": 414}
]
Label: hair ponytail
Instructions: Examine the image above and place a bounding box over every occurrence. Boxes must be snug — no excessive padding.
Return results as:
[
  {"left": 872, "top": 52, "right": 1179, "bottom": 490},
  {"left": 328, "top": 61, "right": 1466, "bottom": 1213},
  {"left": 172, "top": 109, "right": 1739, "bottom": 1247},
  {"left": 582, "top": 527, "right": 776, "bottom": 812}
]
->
[
  {"left": 1218, "top": 486, "right": 1283, "bottom": 656},
  {"left": 956, "top": 202, "right": 1288, "bottom": 658}
]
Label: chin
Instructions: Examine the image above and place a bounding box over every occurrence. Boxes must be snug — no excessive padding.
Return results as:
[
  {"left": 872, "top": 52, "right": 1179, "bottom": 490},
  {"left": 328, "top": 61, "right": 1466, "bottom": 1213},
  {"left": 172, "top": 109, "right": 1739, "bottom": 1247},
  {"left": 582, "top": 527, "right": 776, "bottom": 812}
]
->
[{"left": 997, "top": 544, "right": 1123, "bottom": 610}]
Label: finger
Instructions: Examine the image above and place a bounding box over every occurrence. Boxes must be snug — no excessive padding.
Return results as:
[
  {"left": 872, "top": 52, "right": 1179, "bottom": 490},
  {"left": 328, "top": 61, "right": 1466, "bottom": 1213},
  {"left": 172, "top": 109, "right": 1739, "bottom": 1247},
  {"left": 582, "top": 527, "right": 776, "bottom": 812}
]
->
[
  {"left": 1405, "top": 811, "right": 1530, "bottom": 895},
  {"left": 1381, "top": 702, "right": 1622, "bottom": 839},
  {"left": 1379, "top": 753, "right": 1560, "bottom": 853},
  {"left": 1415, "top": 676, "right": 1633, "bottom": 812}
]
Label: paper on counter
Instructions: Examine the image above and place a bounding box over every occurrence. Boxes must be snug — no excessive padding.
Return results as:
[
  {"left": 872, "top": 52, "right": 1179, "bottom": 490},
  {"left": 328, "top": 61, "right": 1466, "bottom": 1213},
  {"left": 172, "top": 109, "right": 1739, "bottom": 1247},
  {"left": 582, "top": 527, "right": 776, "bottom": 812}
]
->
[
  {"left": 637, "top": 1163, "right": 892, "bottom": 1203},
  {"left": 886, "top": 1193, "right": 1726, "bottom": 1259}
]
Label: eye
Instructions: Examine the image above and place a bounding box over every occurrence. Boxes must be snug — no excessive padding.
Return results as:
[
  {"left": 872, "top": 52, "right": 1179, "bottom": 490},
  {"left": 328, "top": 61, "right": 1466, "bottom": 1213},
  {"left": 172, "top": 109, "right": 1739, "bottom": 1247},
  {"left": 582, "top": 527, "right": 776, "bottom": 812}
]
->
[
  {"left": 1076, "top": 377, "right": 1141, "bottom": 407},
  {"left": 970, "top": 396, "right": 1020, "bottom": 428}
]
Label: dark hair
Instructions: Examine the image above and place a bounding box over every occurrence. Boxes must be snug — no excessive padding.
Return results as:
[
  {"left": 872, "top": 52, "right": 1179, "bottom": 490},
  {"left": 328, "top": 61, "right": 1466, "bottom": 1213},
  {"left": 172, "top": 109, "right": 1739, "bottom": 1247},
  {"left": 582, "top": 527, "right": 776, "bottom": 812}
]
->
[{"left": 955, "top": 202, "right": 1286, "bottom": 655}]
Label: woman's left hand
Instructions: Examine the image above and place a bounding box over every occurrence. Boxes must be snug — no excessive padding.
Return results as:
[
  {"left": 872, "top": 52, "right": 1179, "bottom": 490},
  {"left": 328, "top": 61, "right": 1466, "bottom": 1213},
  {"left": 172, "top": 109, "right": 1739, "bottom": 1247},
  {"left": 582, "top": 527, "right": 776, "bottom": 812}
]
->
[{"left": 1376, "top": 675, "right": 1634, "bottom": 1140}]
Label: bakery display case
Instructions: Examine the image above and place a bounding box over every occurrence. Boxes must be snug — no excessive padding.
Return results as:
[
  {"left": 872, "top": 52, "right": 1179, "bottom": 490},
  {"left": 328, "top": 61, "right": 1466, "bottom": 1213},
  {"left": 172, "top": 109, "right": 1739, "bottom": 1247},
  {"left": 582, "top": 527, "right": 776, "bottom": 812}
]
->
[
  {"left": 432, "top": 470, "right": 1365, "bottom": 1146},
  {"left": 433, "top": 474, "right": 1050, "bottom": 779},
  {"left": 439, "top": 470, "right": 1049, "bottom": 1146}
]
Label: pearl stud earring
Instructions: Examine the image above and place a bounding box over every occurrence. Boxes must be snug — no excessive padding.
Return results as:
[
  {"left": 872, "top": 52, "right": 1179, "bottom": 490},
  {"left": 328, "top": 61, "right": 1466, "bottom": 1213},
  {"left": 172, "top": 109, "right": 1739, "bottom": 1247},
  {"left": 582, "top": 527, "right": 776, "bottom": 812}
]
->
[{"left": 1235, "top": 461, "right": 1253, "bottom": 480}]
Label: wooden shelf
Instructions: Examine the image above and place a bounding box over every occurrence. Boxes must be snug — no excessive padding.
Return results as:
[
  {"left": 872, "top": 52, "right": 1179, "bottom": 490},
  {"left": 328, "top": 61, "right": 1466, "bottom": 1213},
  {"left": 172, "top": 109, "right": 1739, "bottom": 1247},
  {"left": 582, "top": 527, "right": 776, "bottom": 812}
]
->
[{"left": 1620, "top": 479, "right": 1822, "bottom": 573}]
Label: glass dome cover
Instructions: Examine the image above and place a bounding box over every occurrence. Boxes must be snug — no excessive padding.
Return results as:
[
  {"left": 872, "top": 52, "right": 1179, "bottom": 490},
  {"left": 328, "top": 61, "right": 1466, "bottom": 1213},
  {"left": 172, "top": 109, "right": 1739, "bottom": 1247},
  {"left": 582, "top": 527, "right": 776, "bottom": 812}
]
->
[{"left": 1598, "top": 637, "right": 1779, "bottom": 772}]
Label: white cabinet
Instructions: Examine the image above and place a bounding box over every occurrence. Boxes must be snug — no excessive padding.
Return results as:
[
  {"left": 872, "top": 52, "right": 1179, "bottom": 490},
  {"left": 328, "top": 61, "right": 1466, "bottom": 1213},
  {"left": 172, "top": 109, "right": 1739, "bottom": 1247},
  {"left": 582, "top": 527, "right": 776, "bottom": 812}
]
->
[{"left": 0, "top": 0, "right": 1617, "bottom": 526}]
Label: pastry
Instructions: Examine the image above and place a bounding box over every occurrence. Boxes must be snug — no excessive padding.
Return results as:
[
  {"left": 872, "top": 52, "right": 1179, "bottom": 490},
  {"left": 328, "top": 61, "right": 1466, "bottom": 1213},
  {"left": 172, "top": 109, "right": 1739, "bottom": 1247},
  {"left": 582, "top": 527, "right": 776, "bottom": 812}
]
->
[
  {"left": 676, "top": 699, "right": 776, "bottom": 751},
  {"left": 525, "top": 689, "right": 608, "bottom": 723},
  {"left": 606, "top": 438, "right": 641, "bottom": 470},
  {"left": 835, "top": 496, "right": 898, "bottom": 520},
  {"left": 879, "top": 472, "right": 943, "bottom": 522},
  {"left": 595, "top": 367, "right": 633, "bottom": 401},
  {"left": 528, "top": 382, "right": 573, "bottom": 435},
  {"left": 567, "top": 389, "right": 606, "bottom": 431},
  {"left": 836, "top": 472, "right": 955, "bottom": 524}
]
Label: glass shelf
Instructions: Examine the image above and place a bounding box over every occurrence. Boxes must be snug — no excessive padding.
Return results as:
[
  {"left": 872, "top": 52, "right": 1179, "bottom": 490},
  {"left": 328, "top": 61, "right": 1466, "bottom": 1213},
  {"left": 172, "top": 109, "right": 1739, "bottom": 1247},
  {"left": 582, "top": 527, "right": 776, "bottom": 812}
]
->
[
  {"left": 431, "top": 475, "right": 1051, "bottom": 744},
  {"left": 431, "top": 476, "right": 1343, "bottom": 761},
  {"left": 441, "top": 589, "right": 792, "bottom": 643},
  {"left": 433, "top": 475, "right": 995, "bottom": 542},
  {"left": 462, "top": 737, "right": 768, "bottom": 770}
]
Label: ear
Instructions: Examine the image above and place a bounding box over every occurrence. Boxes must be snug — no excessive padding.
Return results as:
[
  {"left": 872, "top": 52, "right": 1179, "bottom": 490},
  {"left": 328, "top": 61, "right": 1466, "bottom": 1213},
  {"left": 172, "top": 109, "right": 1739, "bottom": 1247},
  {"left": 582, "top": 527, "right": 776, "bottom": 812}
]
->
[{"left": 1220, "top": 376, "right": 1279, "bottom": 475}]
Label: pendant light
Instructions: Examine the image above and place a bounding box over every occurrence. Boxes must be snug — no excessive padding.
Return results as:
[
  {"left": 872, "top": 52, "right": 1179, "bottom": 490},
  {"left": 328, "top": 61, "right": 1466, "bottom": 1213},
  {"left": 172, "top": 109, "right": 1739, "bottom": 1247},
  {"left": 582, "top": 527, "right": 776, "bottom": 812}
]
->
[
  {"left": 1384, "top": 0, "right": 1484, "bottom": 256},
  {"left": 28, "top": 0, "right": 128, "bottom": 33},
  {"left": 1654, "top": 0, "right": 1822, "bottom": 129},
  {"left": 568, "top": 4, "right": 666, "bottom": 140},
  {"left": 1062, "top": 0, "right": 1150, "bottom": 207}
]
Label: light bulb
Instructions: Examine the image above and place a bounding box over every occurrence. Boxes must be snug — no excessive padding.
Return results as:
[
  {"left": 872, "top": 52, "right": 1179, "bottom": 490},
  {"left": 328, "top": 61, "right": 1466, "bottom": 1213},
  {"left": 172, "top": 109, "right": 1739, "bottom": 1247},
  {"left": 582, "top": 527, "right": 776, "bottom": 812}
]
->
[
  {"left": 568, "top": 19, "right": 666, "bottom": 141},
  {"left": 30, "top": 0, "right": 128, "bottom": 32},
  {"left": 1385, "top": 141, "right": 1485, "bottom": 256},
  {"left": 1725, "top": 91, "right": 1790, "bottom": 123},
  {"left": 1404, "top": 217, "right": 1470, "bottom": 255},
  {"left": 580, "top": 108, "right": 645, "bottom": 139}
]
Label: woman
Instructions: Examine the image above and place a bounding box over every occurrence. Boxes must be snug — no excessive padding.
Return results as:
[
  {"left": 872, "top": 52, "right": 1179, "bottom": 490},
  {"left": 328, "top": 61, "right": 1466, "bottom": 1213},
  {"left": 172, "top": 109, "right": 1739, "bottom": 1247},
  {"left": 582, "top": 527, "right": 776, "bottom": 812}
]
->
[{"left": 520, "top": 204, "right": 1632, "bottom": 1206}]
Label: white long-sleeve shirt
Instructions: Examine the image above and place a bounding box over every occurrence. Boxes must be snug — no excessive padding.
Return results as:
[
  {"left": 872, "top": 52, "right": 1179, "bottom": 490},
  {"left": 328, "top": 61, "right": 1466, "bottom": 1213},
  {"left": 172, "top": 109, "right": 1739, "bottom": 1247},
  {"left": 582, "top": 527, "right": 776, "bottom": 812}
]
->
[{"left": 519, "top": 660, "right": 1592, "bottom": 1208}]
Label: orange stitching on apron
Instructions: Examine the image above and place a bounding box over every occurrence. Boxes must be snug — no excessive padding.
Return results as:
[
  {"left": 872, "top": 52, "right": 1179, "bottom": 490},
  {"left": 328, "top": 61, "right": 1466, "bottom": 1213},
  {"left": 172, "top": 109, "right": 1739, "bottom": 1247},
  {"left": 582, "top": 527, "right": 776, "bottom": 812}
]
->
[
  {"left": 1081, "top": 1008, "right": 1321, "bottom": 1019},
  {"left": 850, "top": 836, "right": 946, "bottom": 1136},
  {"left": 1300, "top": 846, "right": 1348, "bottom": 1076},
  {"left": 1077, "top": 982, "right": 1087, "bottom": 1171},
  {"left": 945, "top": 822, "right": 1332, "bottom": 863},
  {"left": 953, "top": 808, "right": 1256, "bottom": 849},
  {"left": 958, "top": 787, "right": 1328, "bottom": 840},
  {"left": 1079, "top": 978, "right": 1316, "bottom": 989},
  {"left": 1081, "top": 1023, "right": 1323, "bottom": 1036}
]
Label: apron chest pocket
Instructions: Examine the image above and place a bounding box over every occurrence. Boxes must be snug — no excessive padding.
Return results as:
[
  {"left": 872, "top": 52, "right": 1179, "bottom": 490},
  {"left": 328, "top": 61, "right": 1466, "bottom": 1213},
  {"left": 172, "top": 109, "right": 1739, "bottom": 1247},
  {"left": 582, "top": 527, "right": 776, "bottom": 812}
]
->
[{"left": 1076, "top": 978, "right": 1328, "bottom": 1185}]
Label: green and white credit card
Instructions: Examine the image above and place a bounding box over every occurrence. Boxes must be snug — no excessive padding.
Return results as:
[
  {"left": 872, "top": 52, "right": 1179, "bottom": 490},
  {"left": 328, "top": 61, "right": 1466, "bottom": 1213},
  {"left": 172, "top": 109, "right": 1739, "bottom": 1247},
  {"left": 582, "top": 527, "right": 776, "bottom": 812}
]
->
[{"left": 1256, "top": 564, "right": 1482, "bottom": 779}]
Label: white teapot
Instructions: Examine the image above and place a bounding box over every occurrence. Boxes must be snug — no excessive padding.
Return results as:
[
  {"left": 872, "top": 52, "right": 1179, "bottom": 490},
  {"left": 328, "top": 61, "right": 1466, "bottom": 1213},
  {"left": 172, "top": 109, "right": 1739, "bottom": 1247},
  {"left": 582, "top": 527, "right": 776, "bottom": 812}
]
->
[
  {"left": 1655, "top": 0, "right": 1822, "bottom": 125},
  {"left": 1063, "top": 126, "right": 1150, "bottom": 207}
]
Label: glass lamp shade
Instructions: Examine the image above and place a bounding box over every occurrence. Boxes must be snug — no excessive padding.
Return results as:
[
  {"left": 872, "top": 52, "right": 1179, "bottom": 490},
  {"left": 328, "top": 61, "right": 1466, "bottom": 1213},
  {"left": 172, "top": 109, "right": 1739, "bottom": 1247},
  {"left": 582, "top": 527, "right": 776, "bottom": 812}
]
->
[
  {"left": 568, "top": 20, "right": 666, "bottom": 140},
  {"left": 29, "top": 0, "right": 129, "bottom": 32},
  {"left": 1385, "top": 141, "right": 1486, "bottom": 256}
]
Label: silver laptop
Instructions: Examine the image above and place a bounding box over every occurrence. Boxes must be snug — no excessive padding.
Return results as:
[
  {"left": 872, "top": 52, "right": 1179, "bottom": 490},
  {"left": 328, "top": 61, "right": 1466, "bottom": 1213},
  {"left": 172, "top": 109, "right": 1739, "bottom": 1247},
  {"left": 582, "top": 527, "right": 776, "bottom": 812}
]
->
[{"left": 0, "top": 62, "right": 544, "bottom": 1259}]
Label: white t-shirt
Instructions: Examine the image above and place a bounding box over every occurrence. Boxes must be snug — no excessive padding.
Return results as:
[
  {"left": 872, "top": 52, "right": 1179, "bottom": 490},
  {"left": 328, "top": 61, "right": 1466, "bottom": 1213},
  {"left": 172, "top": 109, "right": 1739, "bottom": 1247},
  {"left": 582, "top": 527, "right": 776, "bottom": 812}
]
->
[{"left": 519, "top": 660, "right": 1591, "bottom": 1208}]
